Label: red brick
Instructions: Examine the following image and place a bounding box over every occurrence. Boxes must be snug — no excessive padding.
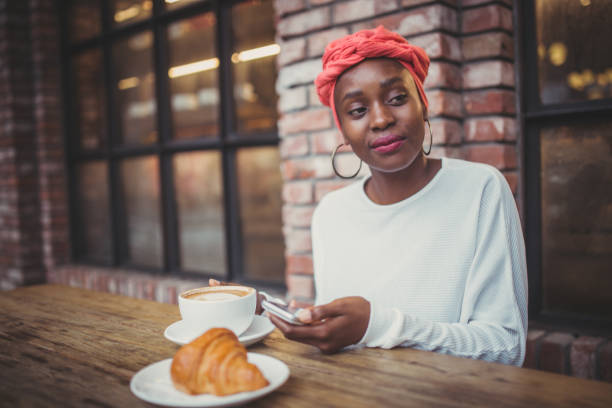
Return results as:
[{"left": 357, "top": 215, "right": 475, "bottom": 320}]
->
[
  {"left": 277, "top": 59, "right": 322, "bottom": 89},
  {"left": 285, "top": 254, "right": 314, "bottom": 275},
  {"left": 523, "top": 329, "right": 546, "bottom": 369},
  {"left": 462, "top": 32, "right": 514, "bottom": 61},
  {"left": 280, "top": 134, "right": 309, "bottom": 158},
  {"left": 463, "top": 89, "right": 516, "bottom": 115},
  {"left": 274, "top": 0, "right": 305, "bottom": 17},
  {"left": 277, "top": 7, "right": 331, "bottom": 37},
  {"left": 599, "top": 341, "right": 612, "bottom": 382},
  {"left": 277, "top": 37, "right": 306, "bottom": 67},
  {"left": 423, "top": 61, "right": 461, "bottom": 90},
  {"left": 286, "top": 274, "right": 315, "bottom": 300},
  {"left": 539, "top": 332, "right": 575, "bottom": 374},
  {"left": 315, "top": 179, "right": 355, "bottom": 202},
  {"left": 283, "top": 181, "right": 313, "bottom": 204},
  {"left": 353, "top": 5, "right": 457, "bottom": 37},
  {"left": 570, "top": 336, "right": 606, "bottom": 380},
  {"left": 279, "top": 108, "right": 332, "bottom": 135},
  {"left": 282, "top": 156, "right": 333, "bottom": 180},
  {"left": 463, "top": 61, "right": 515, "bottom": 89},
  {"left": 332, "top": 0, "right": 398, "bottom": 25},
  {"left": 429, "top": 118, "right": 462, "bottom": 145},
  {"left": 285, "top": 228, "right": 312, "bottom": 253},
  {"left": 278, "top": 86, "right": 308, "bottom": 113},
  {"left": 463, "top": 144, "right": 517, "bottom": 170},
  {"left": 462, "top": 0, "right": 512, "bottom": 6},
  {"left": 309, "top": 84, "right": 324, "bottom": 107},
  {"left": 427, "top": 90, "right": 462, "bottom": 118},
  {"left": 503, "top": 171, "right": 518, "bottom": 195},
  {"left": 462, "top": 4, "right": 513, "bottom": 33},
  {"left": 307, "top": 27, "right": 349, "bottom": 58},
  {"left": 464, "top": 117, "right": 516, "bottom": 142},
  {"left": 311, "top": 128, "right": 344, "bottom": 154},
  {"left": 402, "top": 0, "right": 457, "bottom": 6},
  {"left": 410, "top": 32, "right": 461, "bottom": 61},
  {"left": 283, "top": 205, "right": 315, "bottom": 228}
]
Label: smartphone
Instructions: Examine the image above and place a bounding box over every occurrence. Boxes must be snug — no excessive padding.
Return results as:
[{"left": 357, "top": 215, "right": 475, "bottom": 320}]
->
[{"left": 262, "top": 299, "right": 305, "bottom": 325}]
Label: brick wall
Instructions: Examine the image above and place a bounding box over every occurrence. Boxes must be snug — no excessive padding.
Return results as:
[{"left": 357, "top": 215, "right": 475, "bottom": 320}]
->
[
  {"left": 525, "top": 330, "right": 612, "bottom": 382},
  {"left": 275, "top": 0, "right": 518, "bottom": 303}
]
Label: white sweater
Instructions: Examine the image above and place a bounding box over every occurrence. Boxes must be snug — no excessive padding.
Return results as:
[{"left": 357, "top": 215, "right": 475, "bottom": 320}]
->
[{"left": 311, "top": 158, "right": 528, "bottom": 366}]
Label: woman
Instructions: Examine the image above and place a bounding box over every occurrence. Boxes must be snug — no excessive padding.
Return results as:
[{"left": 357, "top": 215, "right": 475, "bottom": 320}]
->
[{"left": 224, "top": 26, "right": 527, "bottom": 366}]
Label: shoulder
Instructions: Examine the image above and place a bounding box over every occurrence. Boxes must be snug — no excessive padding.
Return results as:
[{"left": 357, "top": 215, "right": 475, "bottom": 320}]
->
[
  {"left": 312, "top": 178, "right": 364, "bottom": 225},
  {"left": 441, "top": 158, "right": 511, "bottom": 197}
]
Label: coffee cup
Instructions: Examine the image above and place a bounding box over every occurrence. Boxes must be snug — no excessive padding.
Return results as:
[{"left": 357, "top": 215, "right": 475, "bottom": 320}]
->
[{"left": 178, "top": 285, "right": 256, "bottom": 337}]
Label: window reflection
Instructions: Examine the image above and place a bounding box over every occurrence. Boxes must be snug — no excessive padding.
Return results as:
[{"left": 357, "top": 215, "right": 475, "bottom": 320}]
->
[
  {"left": 167, "top": 13, "right": 219, "bottom": 140},
  {"left": 540, "top": 121, "right": 612, "bottom": 319},
  {"left": 112, "top": 0, "right": 152, "bottom": 26},
  {"left": 231, "top": 0, "right": 278, "bottom": 133},
  {"left": 237, "top": 147, "right": 284, "bottom": 281},
  {"left": 173, "top": 151, "right": 226, "bottom": 276},
  {"left": 536, "top": 0, "right": 612, "bottom": 104},
  {"left": 113, "top": 31, "right": 157, "bottom": 145},
  {"left": 69, "top": 0, "right": 101, "bottom": 42},
  {"left": 165, "top": 0, "right": 203, "bottom": 11},
  {"left": 73, "top": 49, "right": 106, "bottom": 150},
  {"left": 121, "top": 156, "right": 163, "bottom": 268},
  {"left": 76, "top": 161, "right": 111, "bottom": 263}
]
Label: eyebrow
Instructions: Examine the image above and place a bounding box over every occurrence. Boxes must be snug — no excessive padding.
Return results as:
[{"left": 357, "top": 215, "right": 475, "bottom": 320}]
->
[{"left": 341, "top": 76, "right": 405, "bottom": 102}]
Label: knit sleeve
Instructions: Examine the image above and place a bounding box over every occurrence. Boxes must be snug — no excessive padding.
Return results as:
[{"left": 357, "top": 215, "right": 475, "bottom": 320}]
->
[{"left": 359, "top": 170, "right": 528, "bottom": 366}]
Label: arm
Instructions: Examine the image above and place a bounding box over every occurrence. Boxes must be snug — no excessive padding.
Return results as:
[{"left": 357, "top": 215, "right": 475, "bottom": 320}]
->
[{"left": 360, "top": 171, "right": 528, "bottom": 365}]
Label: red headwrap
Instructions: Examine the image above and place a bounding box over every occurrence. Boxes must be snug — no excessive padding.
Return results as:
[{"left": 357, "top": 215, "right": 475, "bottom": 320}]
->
[{"left": 314, "top": 25, "right": 430, "bottom": 131}]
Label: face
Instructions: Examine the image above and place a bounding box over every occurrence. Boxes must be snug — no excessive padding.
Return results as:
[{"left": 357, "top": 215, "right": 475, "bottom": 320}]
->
[{"left": 334, "top": 58, "right": 426, "bottom": 174}]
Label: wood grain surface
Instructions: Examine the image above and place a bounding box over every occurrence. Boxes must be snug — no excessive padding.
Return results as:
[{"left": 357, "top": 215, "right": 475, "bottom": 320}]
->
[{"left": 1, "top": 284, "right": 611, "bottom": 407}]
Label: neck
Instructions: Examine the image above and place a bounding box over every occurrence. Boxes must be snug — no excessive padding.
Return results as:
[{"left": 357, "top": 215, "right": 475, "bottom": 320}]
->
[{"left": 365, "top": 154, "right": 440, "bottom": 205}]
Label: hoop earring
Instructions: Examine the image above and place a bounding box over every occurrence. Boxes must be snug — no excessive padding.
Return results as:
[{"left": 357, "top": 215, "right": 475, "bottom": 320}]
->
[
  {"left": 331, "top": 143, "right": 362, "bottom": 179},
  {"left": 424, "top": 119, "right": 433, "bottom": 156}
]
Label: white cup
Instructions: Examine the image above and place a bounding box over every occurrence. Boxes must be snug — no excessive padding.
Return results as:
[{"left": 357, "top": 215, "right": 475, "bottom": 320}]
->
[{"left": 178, "top": 285, "right": 256, "bottom": 337}]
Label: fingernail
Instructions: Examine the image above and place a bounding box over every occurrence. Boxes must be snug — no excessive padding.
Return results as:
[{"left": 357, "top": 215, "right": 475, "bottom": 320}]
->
[{"left": 296, "top": 308, "right": 312, "bottom": 323}]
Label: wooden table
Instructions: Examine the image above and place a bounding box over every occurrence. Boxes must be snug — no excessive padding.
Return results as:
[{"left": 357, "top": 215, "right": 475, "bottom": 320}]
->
[{"left": 1, "top": 284, "right": 611, "bottom": 407}]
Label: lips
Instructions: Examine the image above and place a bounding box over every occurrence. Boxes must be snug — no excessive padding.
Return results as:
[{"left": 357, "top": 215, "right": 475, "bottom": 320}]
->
[{"left": 370, "top": 134, "right": 406, "bottom": 153}]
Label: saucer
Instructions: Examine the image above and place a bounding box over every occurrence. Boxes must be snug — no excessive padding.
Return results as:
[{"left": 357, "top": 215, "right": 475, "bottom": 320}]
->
[
  {"left": 130, "top": 353, "right": 289, "bottom": 407},
  {"left": 164, "top": 315, "right": 275, "bottom": 347}
]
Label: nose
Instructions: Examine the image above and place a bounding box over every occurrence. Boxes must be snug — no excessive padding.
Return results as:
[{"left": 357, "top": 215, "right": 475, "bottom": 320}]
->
[{"left": 369, "top": 101, "right": 395, "bottom": 131}]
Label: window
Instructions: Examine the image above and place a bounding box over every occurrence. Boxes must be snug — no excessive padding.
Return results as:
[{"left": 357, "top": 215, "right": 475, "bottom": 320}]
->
[
  {"left": 63, "top": 0, "right": 284, "bottom": 286},
  {"left": 520, "top": 0, "right": 612, "bottom": 331}
]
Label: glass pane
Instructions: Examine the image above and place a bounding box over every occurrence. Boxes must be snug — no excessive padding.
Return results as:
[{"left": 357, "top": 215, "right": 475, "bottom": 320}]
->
[
  {"left": 165, "top": 0, "right": 203, "bottom": 11},
  {"left": 120, "top": 156, "right": 163, "bottom": 268},
  {"left": 540, "top": 121, "right": 612, "bottom": 319},
  {"left": 231, "top": 0, "right": 278, "bottom": 133},
  {"left": 536, "top": 0, "right": 612, "bottom": 104},
  {"left": 236, "top": 147, "right": 284, "bottom": 281},
  {"left": 167, "top": 13, "right": 219, "bottom": 140},
  {"left": 69, "top": 0, "right": 102, "bottom": 42},
  {"left": 73, "top": 49, "right": 106, "bottom": 151},
  {"left": 113, "top": 31, "right": 157, "bottom": 145},
  {"left": 173, "top": 151, "right": 226, "bottom": 276},
  {"left": 76, "top": 161, "right": 111, "bottom": 263},
  {"left": 112, "top": 0, "right": 152, "bottom": 27}
]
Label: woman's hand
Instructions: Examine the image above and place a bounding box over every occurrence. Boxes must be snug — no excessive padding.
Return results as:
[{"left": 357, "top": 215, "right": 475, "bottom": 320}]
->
[
  {"left": 267, "top": 296, "right": 370, "bottom": 354},
  {"left": 208, "top": 279, "right": 265, "bottom": 315}
]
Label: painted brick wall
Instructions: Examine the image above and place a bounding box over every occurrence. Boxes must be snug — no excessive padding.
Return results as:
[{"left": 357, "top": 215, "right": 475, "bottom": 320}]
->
[{"left": 275, "top": 0, "right": 519, "bottom": 303}]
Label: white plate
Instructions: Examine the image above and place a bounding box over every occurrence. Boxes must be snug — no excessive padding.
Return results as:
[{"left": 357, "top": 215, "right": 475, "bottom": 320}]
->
[
  {"left": 130, "top": 353, "right": 289, "bottom": 407},
  {"left": 164, "top": 315, "right": 274, "bottom": 347}
]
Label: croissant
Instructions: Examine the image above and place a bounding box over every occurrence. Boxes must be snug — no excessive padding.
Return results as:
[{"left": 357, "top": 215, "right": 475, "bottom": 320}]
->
[{"left": 170, "top": 327, "right": 269, "bottom": 396}]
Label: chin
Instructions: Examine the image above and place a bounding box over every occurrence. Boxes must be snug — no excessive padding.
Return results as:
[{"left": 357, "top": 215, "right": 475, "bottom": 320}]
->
[{"left": 368, "top": 150, "right": 422, "bottom": 174}]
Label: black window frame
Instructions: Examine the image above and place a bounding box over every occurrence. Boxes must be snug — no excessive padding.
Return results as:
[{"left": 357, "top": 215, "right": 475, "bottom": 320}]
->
[
  {"left": 516, "top": 0, "right": 612, "bottom": 334},
  {"left": 60, "top": 0, "right": 285, "bottom": 290}
]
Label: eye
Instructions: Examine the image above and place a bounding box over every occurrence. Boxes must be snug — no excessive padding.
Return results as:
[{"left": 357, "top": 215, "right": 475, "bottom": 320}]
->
[
  {"left": 347, "top": 106, "right": 367, "bottom": 118},
  {"left": 388, "top": 93, "right": 407, "bottom": 105}
]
